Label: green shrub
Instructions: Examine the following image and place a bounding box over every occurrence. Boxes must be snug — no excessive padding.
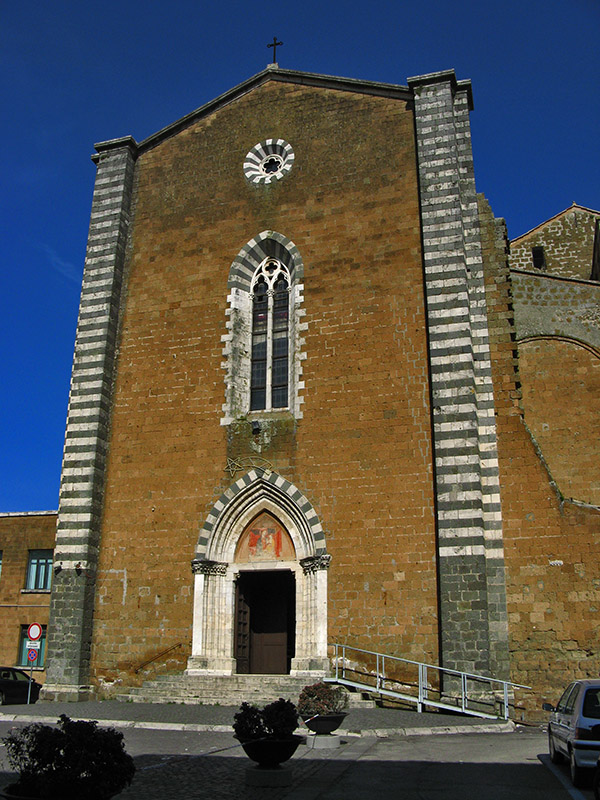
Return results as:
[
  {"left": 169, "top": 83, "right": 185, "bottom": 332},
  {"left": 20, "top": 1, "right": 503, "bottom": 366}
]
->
[{"left": 2, "top": 714, "right": 135, "bottom": 799}]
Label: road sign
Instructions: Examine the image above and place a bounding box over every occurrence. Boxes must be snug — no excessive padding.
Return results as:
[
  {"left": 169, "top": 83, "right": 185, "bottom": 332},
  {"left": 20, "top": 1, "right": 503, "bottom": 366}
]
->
[
  {"left": 27, "top": 640, "right": 40, "bottom": 650},
  {"left": 27, "top": 650, "right": 38, "bottom": 662},
  {"left": 27, "top": 623, "right": 42, "bottom": 641}
]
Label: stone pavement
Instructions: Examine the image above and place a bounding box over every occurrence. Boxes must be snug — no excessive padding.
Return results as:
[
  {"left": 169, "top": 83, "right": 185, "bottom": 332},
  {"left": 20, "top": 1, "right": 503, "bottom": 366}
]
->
[{"left": 0, "top": 702, "right": 576, "bottom": 800}]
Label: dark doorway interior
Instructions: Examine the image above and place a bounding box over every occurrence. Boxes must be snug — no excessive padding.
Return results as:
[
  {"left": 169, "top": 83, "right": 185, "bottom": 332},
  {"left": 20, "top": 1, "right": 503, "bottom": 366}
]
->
[{"left": 235, "top": 570, "right": 295, "bottom": 674}]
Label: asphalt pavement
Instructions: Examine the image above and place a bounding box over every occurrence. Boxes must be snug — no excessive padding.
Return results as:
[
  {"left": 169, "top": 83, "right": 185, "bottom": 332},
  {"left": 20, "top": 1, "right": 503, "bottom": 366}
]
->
[{"left": 0, "top": 701, "right": 587, "bottom": 800}]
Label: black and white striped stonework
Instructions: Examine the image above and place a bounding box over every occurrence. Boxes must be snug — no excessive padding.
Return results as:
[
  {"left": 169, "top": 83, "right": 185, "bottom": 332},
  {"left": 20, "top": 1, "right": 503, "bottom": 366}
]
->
[
  {"left": 409, "top": 72, "right": 510, "bottom": 680},
  {"left": 45, "top": 137, "right": 137, "bottom": 697},
  {"left": 243, "top": 139, "right": 294, "bottom": 185},
  {"left": 196, "top": 469, "right": 327, "bottom": 562}
]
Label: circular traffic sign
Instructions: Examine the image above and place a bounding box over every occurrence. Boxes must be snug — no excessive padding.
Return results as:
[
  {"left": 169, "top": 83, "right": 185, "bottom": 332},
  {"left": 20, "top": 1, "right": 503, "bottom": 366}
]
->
[
  {"left": 27, "top": 650, "right": 38, "bottom": 662},
  {"left": 27, "top": 623, "right": 42, "bottom": 641}
]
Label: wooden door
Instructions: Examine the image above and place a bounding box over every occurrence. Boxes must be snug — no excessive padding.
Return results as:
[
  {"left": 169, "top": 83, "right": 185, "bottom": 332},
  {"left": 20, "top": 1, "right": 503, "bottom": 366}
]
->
[
  {"left": 235, "top": 571, "right": 295, "bottom": 674},
  {"left": 250, "top": 588, "right": 288, "bottom": 674},
  {"left": 234, "top": 580, "right": 250, "bottom": 674}
]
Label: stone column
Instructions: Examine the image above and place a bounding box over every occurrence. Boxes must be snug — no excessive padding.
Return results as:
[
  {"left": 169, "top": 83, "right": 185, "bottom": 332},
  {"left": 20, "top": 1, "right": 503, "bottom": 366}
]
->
[
  {"left": 43, "top": 137, "right": 138, "bottom": 701},
  {"left": 408, "top": 71, "right": 510, "bottom": 682},
  {"left": 187, "top": 560, "right": 234, "bottom": 674},
  {"left": 291, "top": 555, "right": 331, "bottom": 673}
]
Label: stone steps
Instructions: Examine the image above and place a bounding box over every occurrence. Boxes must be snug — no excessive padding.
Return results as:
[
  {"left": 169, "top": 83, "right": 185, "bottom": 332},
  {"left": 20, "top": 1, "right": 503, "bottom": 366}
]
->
[{"left": 116, "top": 673, "right": 375, "bottom": 708}]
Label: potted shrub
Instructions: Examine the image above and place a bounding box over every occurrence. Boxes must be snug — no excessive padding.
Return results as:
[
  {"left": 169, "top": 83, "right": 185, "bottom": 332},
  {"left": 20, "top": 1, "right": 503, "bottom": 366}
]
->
[
  {"left": 1, "top": 714, "right": 135, "bottom": 799},
  {"left": 298, "top": 681, "right": 349, "bottom": 735},
  {"left": 233, "top": 698, "right": 303, "bottom": 768}
]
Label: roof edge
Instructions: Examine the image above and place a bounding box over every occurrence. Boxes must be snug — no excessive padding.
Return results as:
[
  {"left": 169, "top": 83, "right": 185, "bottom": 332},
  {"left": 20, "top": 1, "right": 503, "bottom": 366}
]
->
[
  {"left": 106, "top": 67, "right": 413, "bottom": 156},
  {"left": 0, "top": 510, "right": 58, "bottom": 518},
  {"left": 511, "top": 202, "right": 600, "bottom": 243},
  {"left": 510, "top": 266, "right": 600, "bottom": 288}
]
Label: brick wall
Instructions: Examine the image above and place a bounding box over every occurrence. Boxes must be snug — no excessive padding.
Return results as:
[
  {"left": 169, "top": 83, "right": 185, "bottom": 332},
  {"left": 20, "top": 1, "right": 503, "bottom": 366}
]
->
[
  {"left": 89, "top": 80, "right": 439, "bottom": 690},
  {"left": 0, "top": 512, "right": 57, "bottom": 681},
  {"left": 518, "top": 338, "right": 600, "bottom": 506}
]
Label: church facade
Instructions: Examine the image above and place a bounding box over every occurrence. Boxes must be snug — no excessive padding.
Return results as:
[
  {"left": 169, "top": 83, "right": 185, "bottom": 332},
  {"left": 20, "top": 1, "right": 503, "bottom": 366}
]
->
[{"left": 36, "top": 66, "right": 599, "bottom": 716}]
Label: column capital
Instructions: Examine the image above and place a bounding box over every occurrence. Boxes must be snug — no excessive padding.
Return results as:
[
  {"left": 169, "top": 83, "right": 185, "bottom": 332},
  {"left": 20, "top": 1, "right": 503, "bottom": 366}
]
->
[
  {"left": 300, "top": 554, "right": 332, "bottom": 574},
  {"left": 191, "top": 558, "right": 228, "bottom": 576}
]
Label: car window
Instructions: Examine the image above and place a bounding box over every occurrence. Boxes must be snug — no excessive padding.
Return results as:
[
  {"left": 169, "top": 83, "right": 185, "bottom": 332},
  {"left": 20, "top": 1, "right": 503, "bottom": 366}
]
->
[
  {"left": 13, "top": 670, "right": 30, "bottom": 682},
  {"left": 0, "top": 669, "right": 12, "bottom": 680},
  {"left": 582, "top": 688, "right": 600, "bottom": 719},
  {"left": 557, "top": 683, "right": 575, "bottom": 713},
  {"left": 565, "top": 684, "right": 581, "bottom": 714}
]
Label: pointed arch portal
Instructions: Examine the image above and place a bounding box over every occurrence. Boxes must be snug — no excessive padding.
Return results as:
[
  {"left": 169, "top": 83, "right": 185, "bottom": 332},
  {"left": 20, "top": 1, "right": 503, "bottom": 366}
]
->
[{"left": 187, "top": 470, "right": 330, "bottom": 675}]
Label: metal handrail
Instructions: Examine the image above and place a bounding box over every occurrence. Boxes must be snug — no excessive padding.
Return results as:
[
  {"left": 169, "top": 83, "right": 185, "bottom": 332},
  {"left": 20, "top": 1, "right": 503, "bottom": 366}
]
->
[
  {"left": 134, "top": 642, "right": 184, "bottom": 674},
  {"left": 327, "top": 643, "right": 530, "bottom": 720}
]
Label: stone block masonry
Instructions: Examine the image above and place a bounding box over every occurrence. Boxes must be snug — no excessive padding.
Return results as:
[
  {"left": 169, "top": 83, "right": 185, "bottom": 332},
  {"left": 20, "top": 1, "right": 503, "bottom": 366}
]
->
[
  {"left": 36, "top": 67, "right": 599, "bottom": 717},
  {"left": 509, "top": 204, "right": 600, "bottom": 282},
  {"left": 43, "top": 138, "right": 137, "bottom": 700},
  {"left": 85, "top": 76, "right": 440, "bottom": 690}
]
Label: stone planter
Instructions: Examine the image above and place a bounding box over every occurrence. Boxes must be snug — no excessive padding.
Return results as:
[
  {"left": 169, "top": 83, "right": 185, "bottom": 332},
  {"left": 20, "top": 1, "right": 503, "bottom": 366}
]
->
[
  {"left": 302, "top": 712, "right": 348, "bottom": 735},
  {"left": 237, "top": 734, "right": 304, "bottom": 768}
]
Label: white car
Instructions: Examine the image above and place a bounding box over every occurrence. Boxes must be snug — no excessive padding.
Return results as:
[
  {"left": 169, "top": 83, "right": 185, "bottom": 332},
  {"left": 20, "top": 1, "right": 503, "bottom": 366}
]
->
[{"left": 543, "top": 679, "right": 600, "bottom": 786}]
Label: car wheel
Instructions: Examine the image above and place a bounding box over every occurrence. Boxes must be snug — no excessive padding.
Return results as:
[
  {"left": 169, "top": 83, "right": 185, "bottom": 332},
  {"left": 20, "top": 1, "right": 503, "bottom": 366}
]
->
[
  {"left": 593, "top": 765, "right": 600, "bottom": 800},
  {"left": 549, "top": 732, "right": 563, "bottom": 764},
  {"left": 570, "top": 749, "right": 585, "bottom": 787}
]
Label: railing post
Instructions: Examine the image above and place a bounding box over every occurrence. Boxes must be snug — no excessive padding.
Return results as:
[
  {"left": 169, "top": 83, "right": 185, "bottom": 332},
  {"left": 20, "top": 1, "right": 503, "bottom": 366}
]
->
[
  {"left": 461, "top": 672, "right": 467, "bottom": 713},
  {"left": 503, "top": 682, "right": 509, "bottom": 720}
]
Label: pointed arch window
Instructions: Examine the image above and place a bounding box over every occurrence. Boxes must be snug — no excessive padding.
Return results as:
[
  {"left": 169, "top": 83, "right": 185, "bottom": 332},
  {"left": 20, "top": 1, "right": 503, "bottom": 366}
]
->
[
  {"left": 251, "top": 259, "right": 290, "bottom": 411},
  {"left": 221, "top": 231, "right": 306, "bottom": 425}
]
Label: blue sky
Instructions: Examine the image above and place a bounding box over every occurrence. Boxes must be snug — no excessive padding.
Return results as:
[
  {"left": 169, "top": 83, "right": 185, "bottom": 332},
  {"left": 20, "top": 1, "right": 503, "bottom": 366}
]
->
[{"left": 1, "top": 0, "right": 599, "bottom": 512}]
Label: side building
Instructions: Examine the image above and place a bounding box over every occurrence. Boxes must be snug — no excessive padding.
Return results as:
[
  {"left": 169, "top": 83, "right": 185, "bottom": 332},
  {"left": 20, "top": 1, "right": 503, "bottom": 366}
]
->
[
  {"left": 509, "top": 203, "right": 600, "bottom": 506},
  {"left": 0, "top": 512, "right": 57, "bottom": 683}
]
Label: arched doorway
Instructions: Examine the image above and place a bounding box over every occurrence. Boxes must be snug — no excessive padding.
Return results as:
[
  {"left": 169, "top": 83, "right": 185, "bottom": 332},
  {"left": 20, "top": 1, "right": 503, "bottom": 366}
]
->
[
  {"left": 235, "top": 570, "right": 296, "bottom": 674},
  {"left": 187, "top": 470, "right": 330, "bottom": 676},
  {"left": 234, "top": 512, "right": 296, "bottom": 674}
]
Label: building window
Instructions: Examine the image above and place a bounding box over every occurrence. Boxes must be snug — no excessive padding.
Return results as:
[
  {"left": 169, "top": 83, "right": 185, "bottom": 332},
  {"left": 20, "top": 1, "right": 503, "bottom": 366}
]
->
[
  {"left": 532, "top": 246, "right": 546, "bottom": 270},
  {"left": 25, "top": 550, "right": 53, "bottom": 591},
  {"left": 250, "top": 260, "right": 290, "bottom": 411},
  {"left": 243, "top": 139, "right": 295, "bottom": 185},
  {"left": 221, "top": 231, "right": 306, "bottom": 425},
  {"left": 17, "top": 624, "right": 47, "bottom": 668}
]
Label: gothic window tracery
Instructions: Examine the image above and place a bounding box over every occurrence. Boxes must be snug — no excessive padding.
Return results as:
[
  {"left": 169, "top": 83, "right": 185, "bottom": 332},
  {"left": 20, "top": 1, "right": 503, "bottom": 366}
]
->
[
  {"left": 221, "top": 232, "right": 305, "bottom": 425},
  {"left": 250, "top": 260, "right": 290, "bottom": 411}
]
